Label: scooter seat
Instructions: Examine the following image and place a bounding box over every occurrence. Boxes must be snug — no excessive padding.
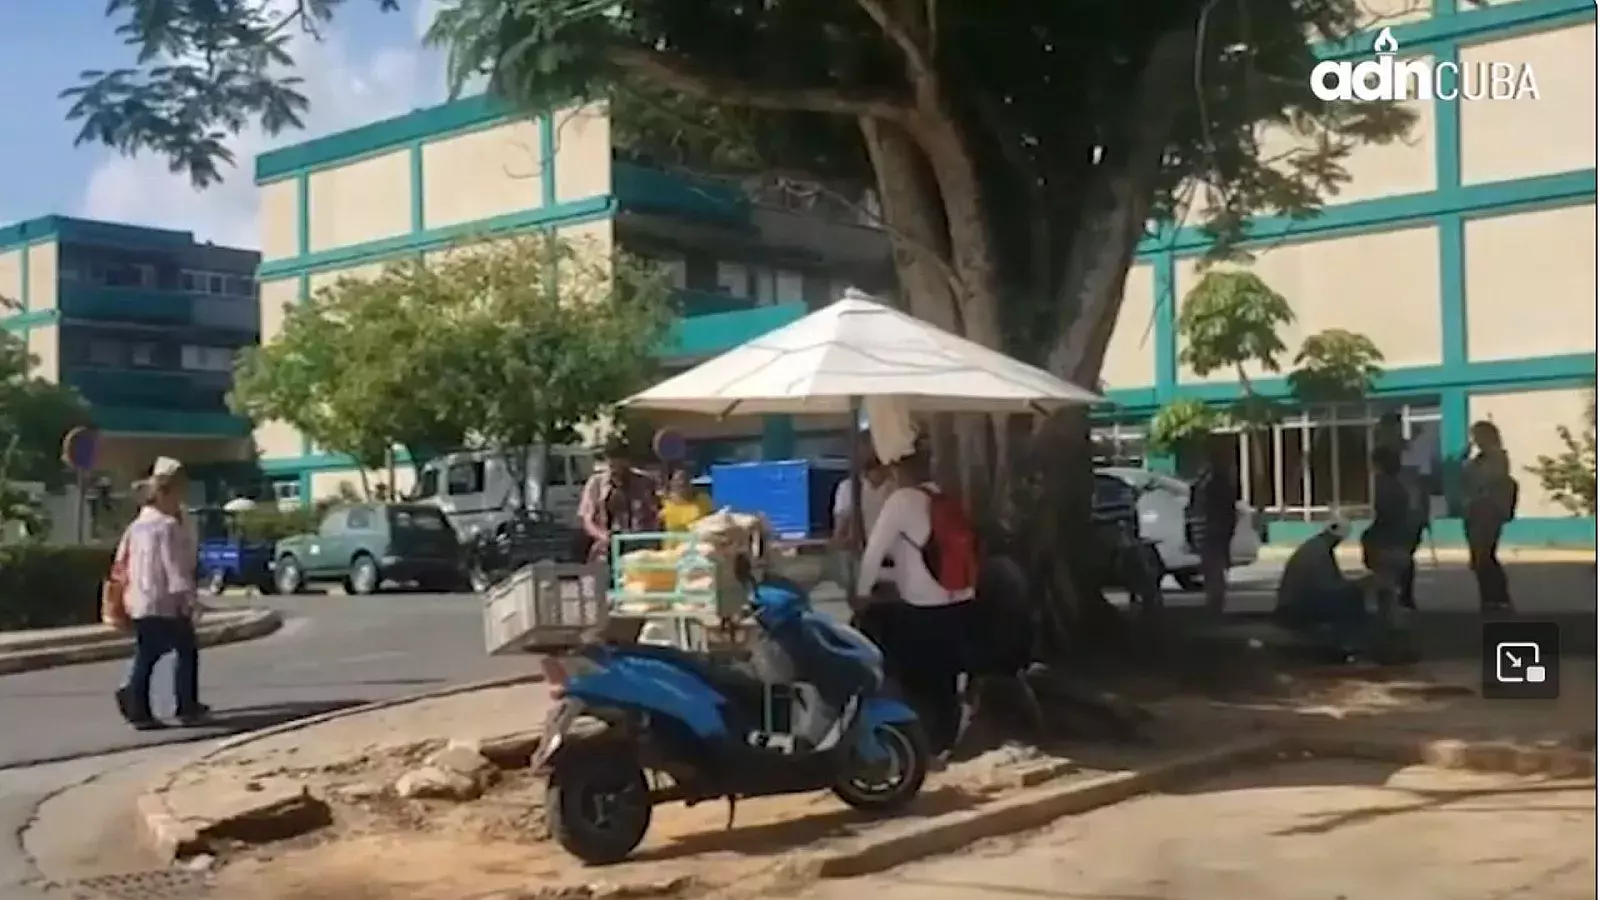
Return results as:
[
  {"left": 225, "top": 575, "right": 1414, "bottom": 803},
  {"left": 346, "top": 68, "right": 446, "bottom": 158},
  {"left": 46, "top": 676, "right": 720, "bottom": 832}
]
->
[{"left": 620, "top": 644, "right": 770, "bottom": 708}]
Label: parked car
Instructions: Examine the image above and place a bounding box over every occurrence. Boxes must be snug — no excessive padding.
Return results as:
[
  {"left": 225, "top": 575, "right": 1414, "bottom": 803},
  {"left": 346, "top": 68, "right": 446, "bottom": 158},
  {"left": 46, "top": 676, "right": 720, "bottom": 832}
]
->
[
  {"left": 271, "top": 503, "right": 466, "bottom": 595},
  {"left": 1096, "top": 467, "right": 1264, "bottom": 592}
]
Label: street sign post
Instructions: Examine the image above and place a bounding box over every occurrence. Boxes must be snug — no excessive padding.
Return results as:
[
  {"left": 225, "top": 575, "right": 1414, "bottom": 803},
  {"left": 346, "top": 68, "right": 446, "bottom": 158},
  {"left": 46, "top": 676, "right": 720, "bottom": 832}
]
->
[{"left": 59, "top": 426, "right": 99, "bottom": 543}]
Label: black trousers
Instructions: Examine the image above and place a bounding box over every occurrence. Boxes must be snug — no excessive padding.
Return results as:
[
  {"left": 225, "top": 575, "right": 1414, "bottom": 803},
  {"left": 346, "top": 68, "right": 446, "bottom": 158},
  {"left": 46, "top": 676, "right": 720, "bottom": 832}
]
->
[
  {"left": 1466, "top": 513, "right": 1512, "bottom": 610},
  {"left": 121, "top": 616, "right": 201, "bottom": 720},
  {"left": 856, "top": 599, "right": 973, "bottom": 756}
]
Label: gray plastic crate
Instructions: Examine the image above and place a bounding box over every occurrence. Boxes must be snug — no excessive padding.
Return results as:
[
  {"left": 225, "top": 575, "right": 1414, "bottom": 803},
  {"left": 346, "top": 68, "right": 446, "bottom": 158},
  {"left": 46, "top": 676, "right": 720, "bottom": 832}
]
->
[{"left": 483, "top": 561, "right": 608, "bottom": 654}]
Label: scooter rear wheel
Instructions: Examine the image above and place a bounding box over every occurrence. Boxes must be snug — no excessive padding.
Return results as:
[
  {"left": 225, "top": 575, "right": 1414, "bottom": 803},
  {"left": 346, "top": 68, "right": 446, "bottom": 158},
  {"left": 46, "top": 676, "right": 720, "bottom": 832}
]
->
[
  {"left": 831, "top": 719, "right": 930, "bottom": 813},
  {"left": 545, "top": 743, "right": 652, "bottom": 865}
]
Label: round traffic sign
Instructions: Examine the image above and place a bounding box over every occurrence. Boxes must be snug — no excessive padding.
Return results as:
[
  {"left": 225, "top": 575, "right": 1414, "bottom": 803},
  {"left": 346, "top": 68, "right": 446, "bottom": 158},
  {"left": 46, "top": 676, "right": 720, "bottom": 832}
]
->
[
  {"left": 60, "top": 426, "right": 99, "bottom": 472},
  {"left": 652, "top": 428, "right": 687, "bottom": 463}
]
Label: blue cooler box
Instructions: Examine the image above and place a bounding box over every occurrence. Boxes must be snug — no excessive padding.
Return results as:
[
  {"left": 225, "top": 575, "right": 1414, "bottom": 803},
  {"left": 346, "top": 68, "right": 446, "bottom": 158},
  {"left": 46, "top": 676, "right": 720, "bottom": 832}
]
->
[{"left": 709, "top": 459, "right": 849, "bottom": 539}]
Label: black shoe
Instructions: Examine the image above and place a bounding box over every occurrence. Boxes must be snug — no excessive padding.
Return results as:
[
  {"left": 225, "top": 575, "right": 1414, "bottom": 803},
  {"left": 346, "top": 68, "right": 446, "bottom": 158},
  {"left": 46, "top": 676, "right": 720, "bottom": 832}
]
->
[
  {"left": 129, "top": 718, "right": 169, "bottom": 732},
  {"left": 176, "top": 704, "right": 213, "bottom": 727}
]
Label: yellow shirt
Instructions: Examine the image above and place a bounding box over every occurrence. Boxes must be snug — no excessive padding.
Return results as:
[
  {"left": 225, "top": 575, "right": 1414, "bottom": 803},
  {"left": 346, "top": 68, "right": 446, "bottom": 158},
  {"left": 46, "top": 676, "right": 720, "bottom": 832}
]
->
[{"left": 659, "top": 493, "right": 712, "bottom": 532}]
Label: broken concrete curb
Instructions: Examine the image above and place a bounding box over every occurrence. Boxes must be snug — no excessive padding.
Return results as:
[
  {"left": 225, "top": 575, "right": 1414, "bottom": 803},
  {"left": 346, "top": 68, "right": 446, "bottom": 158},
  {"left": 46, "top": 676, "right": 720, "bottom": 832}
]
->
[
  {"left": 135, "top": 672, "right": 545, "bottom": 861},
  {"left": 0, "top": 609, "right": 284, "bottom": 676},
  {"left": 804, "top": 728, "right": 1597, "bottom": 880}
]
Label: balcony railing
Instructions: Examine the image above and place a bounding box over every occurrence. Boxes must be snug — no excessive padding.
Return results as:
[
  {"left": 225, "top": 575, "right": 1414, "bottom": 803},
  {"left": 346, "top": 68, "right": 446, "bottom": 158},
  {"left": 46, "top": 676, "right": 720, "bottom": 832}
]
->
[
  {"left": 59, "top": 285, "right": 259, "bottom": 333},
  {"left": 664, "top": 302, "right": 807, "bottom": 360},
  {"left": 61, "top": 365, "right": 233, "bottom": 412},
  {"left": 613, "top": 163, "right": 750, "bottom": 226}
]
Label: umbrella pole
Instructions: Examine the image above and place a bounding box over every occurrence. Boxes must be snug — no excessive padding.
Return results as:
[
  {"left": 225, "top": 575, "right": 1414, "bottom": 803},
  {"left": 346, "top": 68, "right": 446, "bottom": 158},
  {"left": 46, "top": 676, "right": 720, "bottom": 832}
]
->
[{"left": 846, "top": 396, "right": 866, "bottom": 610}]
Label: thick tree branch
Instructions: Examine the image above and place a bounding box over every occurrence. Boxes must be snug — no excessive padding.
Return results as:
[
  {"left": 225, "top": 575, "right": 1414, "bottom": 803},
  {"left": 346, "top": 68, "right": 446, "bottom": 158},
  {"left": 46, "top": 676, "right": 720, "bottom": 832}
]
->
[
  {"left": 608, "top": 46, "right": 911, "bottom": 120},
  {"left": 852, "top": 0, "right": 935, "bottom": 85}
]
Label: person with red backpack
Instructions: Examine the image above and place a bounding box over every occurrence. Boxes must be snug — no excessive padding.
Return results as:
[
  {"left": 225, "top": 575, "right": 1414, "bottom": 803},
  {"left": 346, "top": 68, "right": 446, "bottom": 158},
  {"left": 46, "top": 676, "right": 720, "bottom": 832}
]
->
[{"left": 855, "top": 447, "right": 980, "bottom": 759}]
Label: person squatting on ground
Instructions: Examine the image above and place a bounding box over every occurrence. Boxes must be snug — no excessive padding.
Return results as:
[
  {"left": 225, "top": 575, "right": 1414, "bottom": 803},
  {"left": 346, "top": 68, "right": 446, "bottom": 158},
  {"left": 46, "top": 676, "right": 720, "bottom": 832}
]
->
[
  {"left": 853, "top": 448, "right": 980, "bottom": 760},
  {"left": 112, "top": 458, "right": 211, "bottom": 730},
  {"left": 1462, "top": 420, "right": 1517, "bottom": 612},
  {"left": 1274, "top": 520, "right": 1375, "bottom": 660}
]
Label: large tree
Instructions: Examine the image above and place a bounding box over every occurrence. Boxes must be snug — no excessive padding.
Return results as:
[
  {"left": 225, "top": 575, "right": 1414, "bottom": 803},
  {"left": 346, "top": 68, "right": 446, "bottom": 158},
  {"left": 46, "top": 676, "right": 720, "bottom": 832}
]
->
[{"left": 66, "top": 0, "right": 1414, "bottom": 640}]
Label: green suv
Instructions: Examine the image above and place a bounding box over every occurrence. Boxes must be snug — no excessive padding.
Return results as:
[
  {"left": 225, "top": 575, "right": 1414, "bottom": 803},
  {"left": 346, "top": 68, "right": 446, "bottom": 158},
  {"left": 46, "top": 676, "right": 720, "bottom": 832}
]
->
[{"left": 272, "top": 503, "right": 465, "bottom": 594}]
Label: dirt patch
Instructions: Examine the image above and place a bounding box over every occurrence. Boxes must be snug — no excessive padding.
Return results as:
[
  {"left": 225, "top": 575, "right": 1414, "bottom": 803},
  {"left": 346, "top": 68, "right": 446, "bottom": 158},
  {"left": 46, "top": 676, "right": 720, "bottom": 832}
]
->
[{"left": 205, "top": 741, "right": 1131, "bottom": 900}]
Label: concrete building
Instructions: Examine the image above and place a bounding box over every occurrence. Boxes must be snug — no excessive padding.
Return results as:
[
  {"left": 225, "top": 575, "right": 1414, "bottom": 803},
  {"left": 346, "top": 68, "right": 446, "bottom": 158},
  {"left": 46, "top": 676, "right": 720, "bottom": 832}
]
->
[
  {"left": 0, "top": 216, "right": 260, "bottom": 491},
  {"left": 1093, "top": 0, "right": 1596, "bottom": 546},
  {"left": 251, "top": 96, "right": 891, "bottom": 503}
]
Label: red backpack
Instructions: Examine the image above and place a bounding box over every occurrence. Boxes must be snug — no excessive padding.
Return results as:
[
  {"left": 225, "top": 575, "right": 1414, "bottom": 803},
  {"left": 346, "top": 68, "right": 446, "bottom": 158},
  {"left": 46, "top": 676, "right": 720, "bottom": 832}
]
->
[{"left": 917, "top": 486, "right": 979, "bottom": 595}]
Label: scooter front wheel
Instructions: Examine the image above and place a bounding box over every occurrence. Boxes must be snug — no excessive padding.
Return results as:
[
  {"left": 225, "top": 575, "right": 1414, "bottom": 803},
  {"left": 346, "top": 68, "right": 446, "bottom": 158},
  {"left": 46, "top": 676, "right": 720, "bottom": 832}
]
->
[
  {"left": 831, "top": 719, "right": 930, "bottom": 814},
  {"left": 545, "top": 743, "right": 652, "bottom": 865}
]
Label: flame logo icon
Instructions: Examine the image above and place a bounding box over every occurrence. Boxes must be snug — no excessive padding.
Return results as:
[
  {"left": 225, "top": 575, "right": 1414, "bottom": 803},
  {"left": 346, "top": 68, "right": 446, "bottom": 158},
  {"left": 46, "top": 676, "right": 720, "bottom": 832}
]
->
[{"left": 1372, "top": 27, "right": 1399, "bottom": 55}]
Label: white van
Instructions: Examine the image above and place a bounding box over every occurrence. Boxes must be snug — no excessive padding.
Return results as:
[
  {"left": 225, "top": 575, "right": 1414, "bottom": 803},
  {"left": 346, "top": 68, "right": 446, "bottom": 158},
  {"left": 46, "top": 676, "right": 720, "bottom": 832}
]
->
[{"left": 410, "top": 445, "right": 598, "bottom": 539}]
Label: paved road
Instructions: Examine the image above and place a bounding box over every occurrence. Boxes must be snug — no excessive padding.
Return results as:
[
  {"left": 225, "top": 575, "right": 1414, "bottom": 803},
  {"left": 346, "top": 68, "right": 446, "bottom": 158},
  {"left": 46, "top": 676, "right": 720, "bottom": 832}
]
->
[{"left": 0, "top": 592, "right": 528, "bottom": 771}]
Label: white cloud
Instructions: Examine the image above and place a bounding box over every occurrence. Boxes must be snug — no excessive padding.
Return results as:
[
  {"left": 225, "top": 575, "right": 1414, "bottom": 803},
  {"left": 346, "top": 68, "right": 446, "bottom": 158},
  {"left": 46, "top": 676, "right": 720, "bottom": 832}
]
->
[{"left": 79, "top": 3, "right": 449, "bottom": 250}]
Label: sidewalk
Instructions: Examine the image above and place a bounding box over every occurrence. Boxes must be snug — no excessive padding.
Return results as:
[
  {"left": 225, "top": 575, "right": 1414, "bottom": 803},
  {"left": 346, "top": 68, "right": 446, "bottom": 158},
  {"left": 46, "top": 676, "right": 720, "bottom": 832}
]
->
[
  {"left": 1256, "top": 543, "right": 1595, "bottom": 564},
  {"left": 0, "top": 607, "right": 282, "bottom": 675}
]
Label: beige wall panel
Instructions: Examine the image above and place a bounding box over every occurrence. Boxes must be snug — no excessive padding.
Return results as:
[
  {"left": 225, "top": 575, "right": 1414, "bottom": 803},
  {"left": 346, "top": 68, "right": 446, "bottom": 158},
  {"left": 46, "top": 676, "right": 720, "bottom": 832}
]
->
[
  {"left": 1260, "top": 90, "right": 1435, "bottom": 205},
  {"left": 306, "top": 151, "right": 411, "bottom": 252},
  {"left": 258, "top": 278, "right": 300, "bottom": 344},
  {"left": 26, "top": 243, "right": 57, "bottom": 311},
  {"left": 253, "top": 421, "right": 302, "bottom": 460},
  {"left": 1460, "top": 23, "right": 1596, "bottom": 185},
  {"left": 259, "top": 179, "right": 301, "bottom": 260},
  {"left": 307, "top": 262, "right": 385, "bottom": 295},
  {"left": 552, "top": 103, "right": 613, "bottom": 204},
  {"left": 1177, "top": 226, "right": 1442, "bottom": 383},
  {"left": 25, "top": 326, "right": 57, "bottom": 382},
  {"left": 1464, "top": 202, "right": 1597, "bottom": 362},
  {"left": 0, "top": 250, "right": 21, "bottom": 308},
  {"left": 557, "top": 219, "right": 615, "bottom": 300},
  {"left": 1469, "top": 387, "right": 1594, "bottom": 518},
  {"left": 1101, "top": 264, "right": 1158, "bottom": 390},
  {"left": 421, "top": 121, "right": 545, "bottom": 229}
]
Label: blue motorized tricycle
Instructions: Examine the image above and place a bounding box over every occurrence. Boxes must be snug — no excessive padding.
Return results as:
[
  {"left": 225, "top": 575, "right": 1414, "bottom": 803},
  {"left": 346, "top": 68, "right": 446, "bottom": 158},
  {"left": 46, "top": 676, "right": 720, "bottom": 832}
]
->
[{"left": 193, "top": 502, "right": 278, "bottom": 596}]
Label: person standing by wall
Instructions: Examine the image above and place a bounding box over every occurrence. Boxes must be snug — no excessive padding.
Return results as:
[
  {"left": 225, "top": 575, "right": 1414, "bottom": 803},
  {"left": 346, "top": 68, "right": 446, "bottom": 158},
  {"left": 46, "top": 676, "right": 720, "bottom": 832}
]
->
[
  {"left": 1362, "top": 446, "right": 1421, "bottom": 619},
  {"left": 831, "top": 434, "right": 894, "bottom": 597},
  {"left": 113, "top": 461, "right": 209, "bottom": 730},
  {"left": 1462, "top": 420, "right": 1517, "bottom": 612}
]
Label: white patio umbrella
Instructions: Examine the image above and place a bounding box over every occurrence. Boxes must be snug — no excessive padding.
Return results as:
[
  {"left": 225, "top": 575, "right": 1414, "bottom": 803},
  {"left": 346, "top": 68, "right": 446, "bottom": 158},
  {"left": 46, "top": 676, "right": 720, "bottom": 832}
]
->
[
  {"left": 624, "top": 290, "right": 1104, "bottom": 417},
  {"left": 623, "top": 290, "right": 1104, "bottom": 605}
]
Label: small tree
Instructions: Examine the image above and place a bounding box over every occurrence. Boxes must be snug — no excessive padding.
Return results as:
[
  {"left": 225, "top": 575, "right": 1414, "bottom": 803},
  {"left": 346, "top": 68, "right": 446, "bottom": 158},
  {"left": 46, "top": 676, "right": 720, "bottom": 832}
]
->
[
  {"left": 1527, "top": 395, "right": 1597, "bottom": 517},
  {"left": 1288, "top": 329, "right": 1385, "bottom": 407},
  {"left": 435, "top": 234, "right": 673, "bottom": 506},
  {"left": 1146, "top": 398, "right": 1226, "bottom": 475},
  {"left": 1175, "top": 270, "right": 1295, "bottom": 495}
]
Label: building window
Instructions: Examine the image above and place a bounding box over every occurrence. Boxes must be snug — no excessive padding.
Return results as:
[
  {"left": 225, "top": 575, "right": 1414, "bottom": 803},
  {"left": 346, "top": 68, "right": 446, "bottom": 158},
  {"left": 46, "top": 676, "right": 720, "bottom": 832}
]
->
[
  {"left": 656, "top": 256, "right": 688, "bottom": 290},
  {"left": 181, "top": 271, "right": 197, "bottom": 291},
  {"left": 208, "top": 274, "right": 226, "bottom": 295},
  {"left": 272, "top": 478, "right": 302, "bottom": 507},
  {"left": 88, "top": 339, "right": 123, "bottom": 367},
  {"left": 1092, "top": 424, "right": 1148, "bottom": 469},
  {"left": 715, "top": 262, "right": 749, "bottom": 298},
  {"left": 1204, "top": 399, "right": 1442, "bottom": 522},
  {"left": 181, "top": 345, "right": 236, "bottom": 372},
  {"left": 129, "top": 342, "right": 158, "bottom": 367},
  {"left": 774, "top": 270, "right": 804, "bottom": 304}
]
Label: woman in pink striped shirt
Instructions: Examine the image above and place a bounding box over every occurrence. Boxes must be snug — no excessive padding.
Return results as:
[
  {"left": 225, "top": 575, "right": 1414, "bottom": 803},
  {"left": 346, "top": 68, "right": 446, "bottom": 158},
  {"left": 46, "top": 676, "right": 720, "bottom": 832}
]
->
[{"left": 113, "top": 461, "right": 210, "bottom": 730}]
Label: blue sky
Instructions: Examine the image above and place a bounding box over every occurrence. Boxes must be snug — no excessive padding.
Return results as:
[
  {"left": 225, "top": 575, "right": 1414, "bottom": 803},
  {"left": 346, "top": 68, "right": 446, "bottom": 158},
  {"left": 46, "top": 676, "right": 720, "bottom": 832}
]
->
[{"left": 0, "top": 1, "right": 452, "bottom": 249}]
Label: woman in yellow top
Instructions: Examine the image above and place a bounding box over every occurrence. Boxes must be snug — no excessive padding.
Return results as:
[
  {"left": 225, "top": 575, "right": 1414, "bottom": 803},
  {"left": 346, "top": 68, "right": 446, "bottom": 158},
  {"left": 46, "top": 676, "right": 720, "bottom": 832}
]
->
[{"left": 659, "top": 468, "right": 712, "bottom": 532}]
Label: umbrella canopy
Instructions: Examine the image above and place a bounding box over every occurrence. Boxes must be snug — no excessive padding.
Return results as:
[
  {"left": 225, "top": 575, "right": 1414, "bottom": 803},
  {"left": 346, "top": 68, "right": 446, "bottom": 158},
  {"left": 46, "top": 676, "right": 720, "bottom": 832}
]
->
[{"left": 623, "top": 291, "right": 1104, "bottom": 416}]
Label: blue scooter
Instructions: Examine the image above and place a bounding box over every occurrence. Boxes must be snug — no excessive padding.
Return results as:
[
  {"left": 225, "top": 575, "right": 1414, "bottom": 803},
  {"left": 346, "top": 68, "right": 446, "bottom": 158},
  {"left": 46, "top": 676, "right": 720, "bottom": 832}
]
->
[{"left": 531, "top": 574, "right": 930, "bottom": 865}]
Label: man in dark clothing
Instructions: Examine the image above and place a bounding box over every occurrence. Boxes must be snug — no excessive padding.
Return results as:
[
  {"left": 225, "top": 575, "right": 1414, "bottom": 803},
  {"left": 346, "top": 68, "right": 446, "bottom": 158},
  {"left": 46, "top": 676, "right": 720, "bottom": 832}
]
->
[
  {"left": 1363, "top": 446, "right": 1421, "bottom": 613},
  {"left": 1189, "top": 436, "right": 1239, "bottom": 614}
]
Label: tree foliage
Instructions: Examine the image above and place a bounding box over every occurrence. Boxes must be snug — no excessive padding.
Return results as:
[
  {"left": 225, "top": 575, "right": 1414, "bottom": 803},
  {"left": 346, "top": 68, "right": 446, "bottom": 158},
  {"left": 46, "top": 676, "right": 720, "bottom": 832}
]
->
[
  {"left": 1287, "top": 327, "right": 1384, "bottom": 406},
  {"left": 1526, "top": 395, "right": 1597, "bottom": 517},
  {"left": 0, "top": 322, "right": 91, "bottom": 489},
  {"left": 1146, "top": 398, "right": 1225, "bottom": 458},
  {"left": 228, "top": 233, "right": 672, "bottom": 495},
  {"left": 1176, "top": 268, "right": 1294, "bottom": 430}
]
